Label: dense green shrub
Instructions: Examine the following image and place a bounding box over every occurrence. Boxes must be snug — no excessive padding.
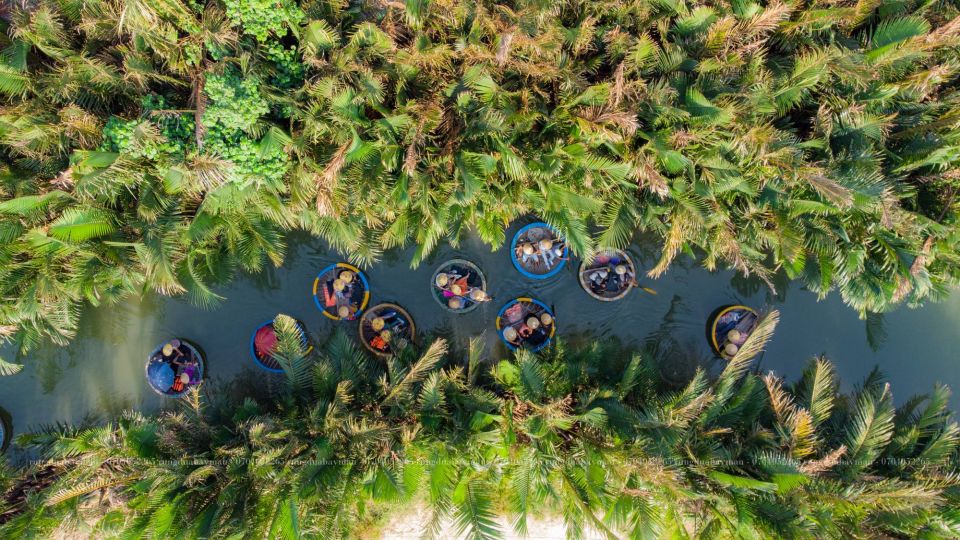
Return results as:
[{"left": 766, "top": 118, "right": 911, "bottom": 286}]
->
[
  {"left": 202, "top": 69, "right": 290, "bottom": 186},
  {"left": 224, "top": 0, "right": 304, "bottom": 42}
]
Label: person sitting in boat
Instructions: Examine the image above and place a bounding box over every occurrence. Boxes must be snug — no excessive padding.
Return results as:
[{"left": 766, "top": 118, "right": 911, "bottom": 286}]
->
[
  {"left": 524, "top": 314, "right": 554, "bottom": 347},
  {"left": 605, "top": 264, "right": 633, "bottom": 293},
  {"left": 468, "top": 288, "right": 490, "bottom": 304},
  {"left": 502, "top": 326, "right": 521, "bottom": 347},
  {"left": 518, "top": 242, "right": 537, "bottom": 266},
  {"left": 332, "top": 273, "right": 362, "bottom": 319},
  {"left": 536, "top": 238, "right": 554, "bottom": 268},
  {"left": 551, "top": 240, "right": 569, "bottom": 265},
  {"left": 525, "top": 316, "right": 541, "bottom": 334},
  {"left": 518, "top": 321, "right": 533, "bottom": 338},
  {"left": 538, "top": 239, "right": 568, "bottom": 269},
  {"left": 451, "top": 277, "right": 469, "bottom": 296},
  {"left": 504, "top": 301, "right": 524, "bottom": 324},
  {"left": 153, "top": 340, "right": 198, "bottom": 393},
  {"left": 369, "top": 329, "right": 391, "bottom": 353},
  {"left": 588, "top": 267, "right": 610, "bottom": 294},
  {"left": 337, "top": 304, "right": 358, "bottom": 320},
  {"left": 720, "top": 329, "right": 751, "bottom": 359},
  {"left": 168, "top": 339, "right": 196, "bottom": 370}
]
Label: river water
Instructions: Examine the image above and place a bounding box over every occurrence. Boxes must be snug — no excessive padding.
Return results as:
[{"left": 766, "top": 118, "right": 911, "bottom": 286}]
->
[{"left": 2, "top": 223, "right": 959, "bottom": 454}]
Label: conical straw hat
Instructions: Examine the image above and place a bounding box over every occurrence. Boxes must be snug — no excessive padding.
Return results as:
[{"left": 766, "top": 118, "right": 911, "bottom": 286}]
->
[
  {"left": 728, "top": 329, "right": 742, "bottom": 343},
  {"left": 724, "top": 343, "right": 739, "bottom": 356},
  {"left": 503, "top": 326, "right": 518, "bottom": 342},
  {"left": 470, "top": 289, "right": 487, "bottom": 301},
  {"left": 615, "top": 264, "right": 627, "bottom": 275},
  {"left": 540, "top": 312, "right": 553, "bottom": 326},
  {"left": 371, "top": 317, "right": 385, "bottom": 331},
  {"left": 522, "top": 243, "right": 535, "bottom": 255},
  {"left": 527, "top": 317, "right": 540, "bottom": 329},
  {"left": 539, "top": 238, "right": 553, "bottom": 251},
  {"left": 380, "top": 330, "right": 392, "bottom": 342},
  {"left": 333, "top": 279, "right": 346, "bottom": 292},
  {"left": 435, "top": 273, "right": 449, "bottom": 287},
  {"left": 162, "top": 343, "right": 174, "bottom": 356},
  {"left": 448, "top": 297, "right": 463, "bottom": 309},
  {"left": 337, "top": 305, "right": 350, "bottom": 318},
  {"left": 451, "top": 284, "right": 463, "bottom": 295},
  {"left": 339, "top": 270, "right": 354, "bottom": 282}
]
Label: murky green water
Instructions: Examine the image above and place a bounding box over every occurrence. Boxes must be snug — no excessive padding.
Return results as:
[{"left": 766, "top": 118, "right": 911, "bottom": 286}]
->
[{"left": 2, "top": 223, "right": 959, "bottom": 454}]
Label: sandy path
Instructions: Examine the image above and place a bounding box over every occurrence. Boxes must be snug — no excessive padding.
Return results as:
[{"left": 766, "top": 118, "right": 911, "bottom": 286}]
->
[{"left": 378, "top": 506, "right": 606, "bottom": 539}]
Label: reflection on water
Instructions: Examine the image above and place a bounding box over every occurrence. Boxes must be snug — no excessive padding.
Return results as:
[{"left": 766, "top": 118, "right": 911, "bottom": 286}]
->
[{"left": 2, "top": 224, "right": 960, "bottom": 456}]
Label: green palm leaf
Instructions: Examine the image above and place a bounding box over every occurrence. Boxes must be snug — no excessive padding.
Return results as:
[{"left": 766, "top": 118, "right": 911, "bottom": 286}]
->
[
  {"left": 48, "top": 208, "right": 117, "bottom": 242},
  {"left": 842, "top": 383, "right": 895, "bottom": 478}
]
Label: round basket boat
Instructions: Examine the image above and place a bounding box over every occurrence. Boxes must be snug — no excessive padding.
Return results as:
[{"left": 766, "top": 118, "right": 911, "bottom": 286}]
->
[
  {"left": 578, "top": 249, "right": 637, "bottom": 302},
  {"left": 510, "top": 222, "right": 569, "bottom": 280},
  {"left": 313, "top": 262, "right": 371, "bottom": 321},
  {"left": 359, "top": 303, "right": 416, "bottom": 357},
  {"left": 496, "top": 298, "right": 557, "bottom": 353},
  {"left": 707, "top": 305, "right": 759, "bottom": 360},
  {"left": 250, "top": 319, "right": 314, "bottom": 373},
  {"left": 145, "top": 339, "right": 205, "bottom": 398},
  {"left": 431, "top": 259, "right": 490, "bottom": 313},
  {"left": 0, "top": 413, "right": 10, "bottom": 453}
]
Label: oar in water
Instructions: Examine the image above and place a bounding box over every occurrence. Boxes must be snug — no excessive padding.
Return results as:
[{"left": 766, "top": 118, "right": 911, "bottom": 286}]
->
[{"left": 628, "top": 281, "right": 657, "bottom": 295}]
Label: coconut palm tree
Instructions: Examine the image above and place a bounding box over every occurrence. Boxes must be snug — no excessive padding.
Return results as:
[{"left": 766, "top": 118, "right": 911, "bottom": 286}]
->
[
  {"left": 2, "top": 0, "right": 960, "bottom": 361},
  {"left": 4, "top": 314, "right": 959, "bottom": 538}
]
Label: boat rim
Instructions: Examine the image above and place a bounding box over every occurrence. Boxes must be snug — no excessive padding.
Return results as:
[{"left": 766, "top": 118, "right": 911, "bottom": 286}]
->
[
  {"left": 510, "top": 222, "right": 569, "bottom": 280},
  {"left": 578, "top": 249, "right": 636, "bottom": 302},
  {"left": 312, "top": 262, "right": 371, "bottom": 320}
]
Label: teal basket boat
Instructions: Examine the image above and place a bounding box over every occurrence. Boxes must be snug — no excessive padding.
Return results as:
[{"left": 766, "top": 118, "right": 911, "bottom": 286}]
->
[{"left": 431, "top": 259, "right": 490, "bottom": 313}]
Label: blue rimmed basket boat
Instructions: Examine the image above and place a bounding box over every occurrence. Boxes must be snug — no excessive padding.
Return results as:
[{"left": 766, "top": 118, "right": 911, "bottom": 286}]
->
[
  {"left": 145, "top": 339, "right": 205, "bottom": 398},
  {"left": 250, "top": 318, "right": 313, "bottom": 373},
  {"left": 359, "top": 303, "right": 416, "bottom": 357},
  {"left": 578, "top": 249, "right": 637, "bottom": 302},
  {"left": 707, "top": 305, "right": 759, "bottom": 360},
  {"left": 313, "top": 262, "right": 371, "bottom": 321},
  {"left": 431, "top": 259, "right": 489, "bottom": 313},
  {"left": 496, "top": 297, "right": 556, "bottom": 352},
  {"left": 510, "top": 222, "right": 569, "bottom": 279}
]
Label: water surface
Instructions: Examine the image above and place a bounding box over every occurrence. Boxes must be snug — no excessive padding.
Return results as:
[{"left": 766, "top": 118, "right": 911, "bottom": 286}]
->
[{"left": 2, "top": 223, "right": 958, "bottom": 455}]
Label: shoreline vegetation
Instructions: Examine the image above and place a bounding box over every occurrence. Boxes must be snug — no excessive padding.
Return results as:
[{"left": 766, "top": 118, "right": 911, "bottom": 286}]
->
[
  {"left": 1, "top": 0, "right": 960, "bottom": 373},
  {"left": 2, "top": 0, "right": 960, "bottom": 536},
  {"left": 1, "top": 314, "right": 959, "bottom": 538}
]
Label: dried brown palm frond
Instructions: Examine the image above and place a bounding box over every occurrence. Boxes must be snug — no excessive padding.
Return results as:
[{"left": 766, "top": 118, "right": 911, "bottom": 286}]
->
[
  {"left": 799, "top": 445, "right": 847, "bottom": 475},
  {"left": 317, "top": 141, "right": 350, "bottom": 216}
]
